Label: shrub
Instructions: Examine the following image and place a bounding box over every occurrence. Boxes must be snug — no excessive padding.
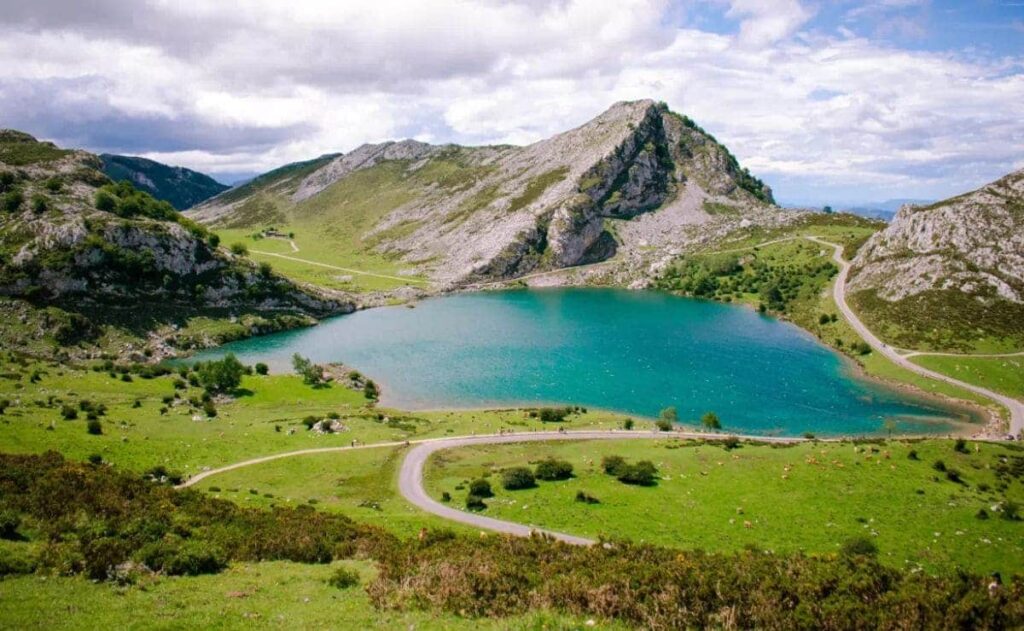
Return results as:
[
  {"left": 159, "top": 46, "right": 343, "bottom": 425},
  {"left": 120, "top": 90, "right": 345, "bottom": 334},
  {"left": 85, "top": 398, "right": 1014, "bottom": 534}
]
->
[
  {"left": 840, "top": 536, "right": 879, "bottom": 557},
  {"left": 945, "top": 468, "right": 963, "bottom": 484},
  {"left": 94, "top": 190, "right": 117, "bottom": 212},
  {"left": 501, "top": 467, "right": 536, "bottom": 490},
  {"left": 60, "top": 404, "right": 78, "bottom": 420},
  {"left": 538, "top": 407, "right": 571, "bottom": 423},
  {"left": 139, "top": 539, "right": 226, "bottom": 576},
  {"left": 465, "top": 494, "right": 487, "bottom": 511},
  {"left": 659, "top": 406, "right": 678, "bottom": 422},
  {"left": 469, "top": 479, "right": 493, "bottom": 498},
  {"left": 31, "top": 193, "right": 48, "bottom": 213},
  {"left": 86, "top": 419, "right": 103, "bottom": 435},
  {"left": 721, "top": 435, "right": 741, "bottom": 450},
  {"left": 328, "top": 566, "right": 360, "bottom": 589},
  {"left": 255, "top": 362, "right": 269, "bottom": 375},
  {"left": 302, "top": 416, "right": 318, "bottom": 430},
  {"left": 258, "top": 261, "right": 273, "bottom": 278},
  {"left": 976, "top": 509, "right": 989, "bottom": 520},
  {"left": 932, "top": 460, "right": 947, "bottom": 473},
  {"left": 655, "top": 418, "right": 673, "bottom": 431},
  {"left": 0, "top": 399, "right": 9, "bottom": 414},
  {"left": 601, "top": 455, "right": 626, "bottom": 476},
  {"left": 622, "top": 418, "right": 634, "bottom": 430},
  {"left": 908, "top": 449, "right": 919, "bottom": 461},
  {"left": 617, "top": 461, "right": 658, "bottom": 486},
  {"left": 0, "top": 510, "right": 21, "bottom": 540},
  {"left": 1001, "top": 501, "right": 1020, "bottom": 521},
  {"left": 202, "top": 399, "right": 217, "bottom": 418},
  {"left": 534, "top": 458, "right": 573, "bottom": 481},
  {"left": 574, "top": 490, "right": 600, "bottom": 504},
  {"left": 2, "top": 190, "right": 24, "bottom": 212},
  {"left": 87, "top": 454, "right": 103, "bottom": 465},
  {"left": 363, "top": 379, "right": 379, "bottom": 400},
  {"left": 229, "top": 242, "right": 248, "bottom": 256},
  {"left": 441, "top": 491, "right": 451, "bottom": 502},
  {"left": 954, "top": 439, "right": 969, "bottom": 454}
]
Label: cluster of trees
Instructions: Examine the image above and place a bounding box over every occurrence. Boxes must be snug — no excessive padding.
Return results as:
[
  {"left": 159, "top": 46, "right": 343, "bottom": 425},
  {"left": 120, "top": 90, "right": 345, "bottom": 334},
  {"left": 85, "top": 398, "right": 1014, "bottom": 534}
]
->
[
  {"left": 656, "top": 251, "right": 837, "bottom": 315},
  {"left": 465, "top": 458, "right": 576, "bottom": 509}
]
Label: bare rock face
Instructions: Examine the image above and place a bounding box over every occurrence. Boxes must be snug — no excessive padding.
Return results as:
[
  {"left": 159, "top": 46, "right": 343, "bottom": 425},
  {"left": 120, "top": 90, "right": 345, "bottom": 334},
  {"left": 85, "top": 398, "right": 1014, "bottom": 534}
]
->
[
  {"left": 850, "top": 169, "right": 1024, "bottom": 303},
  {"left": 292, "top": 140, "right": 438, "bottom": 202}
]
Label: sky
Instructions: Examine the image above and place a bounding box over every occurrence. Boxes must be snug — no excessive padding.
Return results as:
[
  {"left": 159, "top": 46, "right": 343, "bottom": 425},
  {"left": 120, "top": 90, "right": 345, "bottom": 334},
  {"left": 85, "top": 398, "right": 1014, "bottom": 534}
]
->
[{"left": 1, "top": 0, "right": 1022, "bottom": 206}]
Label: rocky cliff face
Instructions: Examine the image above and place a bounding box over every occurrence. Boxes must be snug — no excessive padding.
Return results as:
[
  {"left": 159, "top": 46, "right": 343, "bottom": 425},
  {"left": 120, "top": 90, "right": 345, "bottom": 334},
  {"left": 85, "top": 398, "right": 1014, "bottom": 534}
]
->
[
  {"left": 848, "top": 168, "right": 1024, "bottom": 350},
  {"left": 100, "top": 154, "right": 229, "bottom": 210},
  {"left": 850, "top": 169, "right": 1024, "bottom": 302},
  {"left": 191, "top": 100, "right": 788, "bottom": 285},
  {"left": 0, "top": 130, "right": 353, "bottom": 355}
]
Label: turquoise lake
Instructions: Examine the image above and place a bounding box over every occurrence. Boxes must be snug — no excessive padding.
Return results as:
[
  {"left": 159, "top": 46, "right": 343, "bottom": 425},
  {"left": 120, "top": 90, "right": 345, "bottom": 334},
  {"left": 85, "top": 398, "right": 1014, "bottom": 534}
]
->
[{"left": 193, "top": 288, "right": 977, "bottom": 436}]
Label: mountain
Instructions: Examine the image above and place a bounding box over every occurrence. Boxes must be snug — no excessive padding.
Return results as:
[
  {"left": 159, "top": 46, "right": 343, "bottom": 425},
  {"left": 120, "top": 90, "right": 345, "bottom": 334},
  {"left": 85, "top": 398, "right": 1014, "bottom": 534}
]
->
[
  {"left": 100, "top": 154, "right": 229, "bottom": 210},
  {"left": 0, "top": 129, "right": 352, "bottom": 358},
  {"left": 849, "top": 169, "right": 1024, "bottom": 351},
  {"left": 191, "top": 100, "right": 792, "bottom": 285}
]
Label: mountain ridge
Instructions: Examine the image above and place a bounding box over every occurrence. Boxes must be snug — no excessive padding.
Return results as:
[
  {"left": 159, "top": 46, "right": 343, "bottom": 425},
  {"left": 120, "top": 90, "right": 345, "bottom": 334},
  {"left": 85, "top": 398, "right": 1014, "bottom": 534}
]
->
[
  {"left": 100, "top": 153, "right": 229, "bottom": 210},
  {"left": 190, "top": 100, "right": 789, "bottom": 286}
]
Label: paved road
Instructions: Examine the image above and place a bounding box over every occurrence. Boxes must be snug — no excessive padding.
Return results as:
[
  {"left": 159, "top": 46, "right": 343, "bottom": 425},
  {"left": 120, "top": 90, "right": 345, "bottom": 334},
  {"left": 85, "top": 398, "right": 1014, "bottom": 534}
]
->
[{"left": 807, "top": 236, "right": 1023, "bottom": 436}]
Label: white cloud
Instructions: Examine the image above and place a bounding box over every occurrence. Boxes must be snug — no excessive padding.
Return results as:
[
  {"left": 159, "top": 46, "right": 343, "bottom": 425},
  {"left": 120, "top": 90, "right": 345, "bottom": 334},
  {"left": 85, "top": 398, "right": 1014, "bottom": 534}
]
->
[{"left": 0, "top": 0, "right": 1021, "bottom": 203}]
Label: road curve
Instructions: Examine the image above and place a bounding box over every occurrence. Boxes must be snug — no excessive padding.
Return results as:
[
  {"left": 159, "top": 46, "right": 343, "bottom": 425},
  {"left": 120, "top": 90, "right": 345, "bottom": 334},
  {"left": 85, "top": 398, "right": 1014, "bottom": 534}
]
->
[
  {"left": 397, "top": 430, "right": 799, "bottom": 545},
  {"left": 807, "top": 236, "right": 1024, "bottom": 436}
]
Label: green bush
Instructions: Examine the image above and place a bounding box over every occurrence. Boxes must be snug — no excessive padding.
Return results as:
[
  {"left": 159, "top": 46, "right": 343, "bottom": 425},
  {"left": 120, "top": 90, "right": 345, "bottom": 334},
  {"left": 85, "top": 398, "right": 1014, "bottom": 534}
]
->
[
  {"left": 0, "top": 509, "right": 21, "bottom": 539},
  {"left": 655, "top": 418, "right": 673, "bottom": 432},
  {"left": 840, "top": 536, "right": 879, "bottom": 557},
  {"left": 86, "top": 419, "right": 102, "bottom": 435},
  {"left": 254, "top": 362, "right": 269, "bottom": 375},
  {"left": 292, "top": 354, "right": 324, "bottom": 386},
  {"left": 60, "top": 404, "right": 77, "bottom": 420},
  {"left": 230, "top": 242, "right": 248, "bottom": 256},
  {"left": 465, "top": 494, "right": 487, "bottom": 511},
  {"left": 468, "top": 479, "right": 493, "bottom": 498},
  {"left": 538, "top": 407, "right": 572, "bottom": 423},
  {"left": 501, "top": 467, "right": 536, "bottom": 490},
  {"left": 617, "top": 461, "right": 658, "bottom": 486},
  {"left": 30, "top": 193, "right": 47, "bottom": 213},
  {"left": 327, "top": 566, "right": 360, "bottom": 589},
  {"left": 1, "top": 190, "right": 24, "bottom": 212},
  {"left": 574, "top": 490, "right": 600, "bottom": 504},
  {"left": 534, "top": 458, "right": 573, "bottom": 481},
  {"left": 601, "top": 455, "right": 626, "bottom": 476}
]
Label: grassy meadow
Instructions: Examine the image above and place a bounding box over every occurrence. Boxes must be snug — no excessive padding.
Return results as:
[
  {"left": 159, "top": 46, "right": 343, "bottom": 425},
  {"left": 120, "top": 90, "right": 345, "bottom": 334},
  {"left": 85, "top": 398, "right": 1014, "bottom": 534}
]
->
[{"left": 424, "top": 437, "right": 1024, "bottom": 577}]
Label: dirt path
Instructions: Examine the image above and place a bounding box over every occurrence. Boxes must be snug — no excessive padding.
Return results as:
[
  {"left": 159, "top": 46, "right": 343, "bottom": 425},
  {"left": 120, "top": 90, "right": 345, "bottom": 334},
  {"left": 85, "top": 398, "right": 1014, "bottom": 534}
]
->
[
  {"left": 248, "top": 249, "right": 431, "bottom": 285},
  {"left": 806, "top": 236, "right": 1023, "bottom": 436}
]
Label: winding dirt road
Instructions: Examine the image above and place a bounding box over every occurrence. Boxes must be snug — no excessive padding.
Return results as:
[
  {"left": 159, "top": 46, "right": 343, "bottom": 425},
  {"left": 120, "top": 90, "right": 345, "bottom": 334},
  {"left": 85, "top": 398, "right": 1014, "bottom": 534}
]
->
[{"left": 807, "top": 236, "right": 1023, "bottom": 436}]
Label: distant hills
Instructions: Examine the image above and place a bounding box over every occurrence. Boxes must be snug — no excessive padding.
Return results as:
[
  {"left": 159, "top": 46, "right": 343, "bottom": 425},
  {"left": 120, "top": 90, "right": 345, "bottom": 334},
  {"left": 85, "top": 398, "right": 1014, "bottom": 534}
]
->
[{"left": 100, "top": 154, "right": 229, "bottom": 210}]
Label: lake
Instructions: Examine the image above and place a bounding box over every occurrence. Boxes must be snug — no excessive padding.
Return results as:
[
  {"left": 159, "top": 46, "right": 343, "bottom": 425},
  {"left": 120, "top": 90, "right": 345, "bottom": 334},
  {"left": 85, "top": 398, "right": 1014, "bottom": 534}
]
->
[{"left": 192, "top": 288, "right": 978, "bottom": 436}]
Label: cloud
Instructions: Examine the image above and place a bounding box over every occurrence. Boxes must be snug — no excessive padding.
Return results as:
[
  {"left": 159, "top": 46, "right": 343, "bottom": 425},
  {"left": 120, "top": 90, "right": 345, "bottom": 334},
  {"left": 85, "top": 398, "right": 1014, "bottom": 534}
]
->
[{"left": 0, "top": 0, "right": 1021, "bottom": 204}]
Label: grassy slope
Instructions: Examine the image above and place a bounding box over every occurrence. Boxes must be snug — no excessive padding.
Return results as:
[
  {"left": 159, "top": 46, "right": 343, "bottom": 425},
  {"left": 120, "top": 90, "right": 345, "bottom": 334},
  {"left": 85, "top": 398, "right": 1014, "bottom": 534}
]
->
[
  {"left": 0, "top": 358, "right": 637, "bottom": 476},
  {"left": 911, "top": 355, "right": 1024, "bottom": 400},
  {"left": 0, "top": 560, "right": 615, "bottom": 630},
  {"left": 424, "top": 438, "right": 1024, "bottom": 577},
  {"left": 212, "top": 156, "right": 495, "bottom": 294}
]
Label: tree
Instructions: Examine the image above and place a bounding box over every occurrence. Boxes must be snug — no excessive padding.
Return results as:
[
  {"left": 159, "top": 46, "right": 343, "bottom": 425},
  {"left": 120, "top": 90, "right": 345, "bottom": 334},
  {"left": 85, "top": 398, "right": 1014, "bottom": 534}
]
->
[
  {"left": 659, "top": 406, "right": 678, "bottom": 422},
  {"left": 622, "top": 418, "right": 635, "bottom": 430},
  {"left": 469, "top": 479, "right": 493, "bottom": 498},
  {"left": 535, "top": 458, "right": 573, "bottom": 481},
  {"left": 363, "top": 379, "right": 379, "bottom": 400},
  {"left": 701, "top": 412, "right": 721, "bottom": 431},
  {"left": 882, "top": 418, "right": 897, "bottom": 437},
  {"left": 292, "top": 354, "right": 324, "bottom": 386},
  {"left": 823, "top": 205, "right": 834, "bottom": 214},
  {"left": 86, "top": 419, "right": 103, "bottom": 435},
  {"left": 94, "top": 190, "right": 117, "bottom": 212},
  {"left": 501, "top": 467, "right": 536, "bottom": 490},
  {"left": 254, "top": 362, "right": 269, "bottom": 376},
  {"left": 197, "top": 354, "right": 246, "bottom": 394}
]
